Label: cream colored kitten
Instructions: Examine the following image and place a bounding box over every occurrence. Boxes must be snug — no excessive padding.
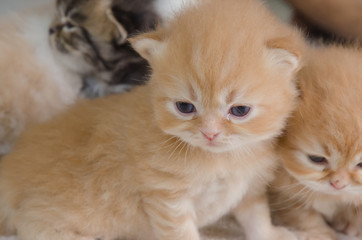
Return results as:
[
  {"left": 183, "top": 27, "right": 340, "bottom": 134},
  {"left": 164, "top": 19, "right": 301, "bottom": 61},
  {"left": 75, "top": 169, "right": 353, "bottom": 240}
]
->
[
  {"left": 0, "top": 0, "right": 128, "bottom": 157},
  {"left": 0, "top": 4, "right": 81, "bottom": 157},
  {"left": 269, "top": 46, "right": 362, "bottom": 240},
  {"left": 0, "top": 0, "right": 303, "bottom": 239}
]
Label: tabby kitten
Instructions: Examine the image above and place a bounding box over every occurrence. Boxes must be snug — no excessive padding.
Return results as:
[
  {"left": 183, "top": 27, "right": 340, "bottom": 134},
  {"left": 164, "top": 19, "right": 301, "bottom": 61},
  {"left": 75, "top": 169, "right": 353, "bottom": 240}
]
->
[
  {"left": 269, "top": 46, "right": 362, "bottom": 239},
  {"left": 52, "top": 0, "right": 159, "bottom": 98},
  {"left": 0, "top": 0, "right": 304, "bottom": 240},
  {"left": 0, "top": 0, "right": 148, "bottom": 157}
]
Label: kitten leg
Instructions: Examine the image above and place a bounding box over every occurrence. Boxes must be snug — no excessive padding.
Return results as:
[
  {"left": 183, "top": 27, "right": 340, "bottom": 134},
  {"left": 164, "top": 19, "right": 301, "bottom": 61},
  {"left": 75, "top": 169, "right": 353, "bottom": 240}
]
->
[
  {"left": 142, "top": 193, "right": 200, "bottom": 240},
  {"left": 330, "top": 206, "right": 362, "bottom": 238},
  {"left": 13, "top": 213, "right": 95, "bottom": 240},
  {"left": 273, "top": 205, "right": 337, "bottom": 240},
  {"left": 233, "top": 191, "right": 297, "bottom": 240},
  {"left": 17, "top": 224, "right": 94, "bottom": 240}
]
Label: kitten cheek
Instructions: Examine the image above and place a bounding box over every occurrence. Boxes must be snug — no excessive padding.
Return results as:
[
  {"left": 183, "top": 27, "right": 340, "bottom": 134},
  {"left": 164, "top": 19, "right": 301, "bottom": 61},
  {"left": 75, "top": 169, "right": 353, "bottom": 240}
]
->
[{"left": 351, "top": 172, "right": 362, "bottom": 185}]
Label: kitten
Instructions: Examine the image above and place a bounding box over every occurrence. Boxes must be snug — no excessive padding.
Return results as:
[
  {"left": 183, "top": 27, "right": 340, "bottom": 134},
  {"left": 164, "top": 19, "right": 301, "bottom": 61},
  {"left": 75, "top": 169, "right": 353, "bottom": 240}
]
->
[
  {"left": 0, "top": 0, "right": 141, "bottom": 157},
  {"left": 49, "top": 0, "right": 149, "bottom": 91},
  {"left": 0, "top": 0, "right": 304, "bottom": 240},
  {"left": 269, "top": 45, "right": 362, "bottom": 240},
  {"left": 83, "top": 0, "right": 203, "bottom": 98},
  {"left": 0, "top": 4, "right": 82, "bottom": 157},
  {"left": 79, "top": 0, "right": 160, "bottom": 97}
]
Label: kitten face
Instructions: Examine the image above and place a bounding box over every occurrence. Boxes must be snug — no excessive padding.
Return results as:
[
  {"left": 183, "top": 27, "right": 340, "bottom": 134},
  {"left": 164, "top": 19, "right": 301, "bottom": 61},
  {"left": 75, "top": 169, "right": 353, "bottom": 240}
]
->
[
  {"left": 131, "top": 1, "right": 303, "bottom": 153},
  {"left": 280, "top": 47, "right": 362, "bottom": 197},
  {"left": 152, "top": 61, "right": 296, "bottom": 154},
  {"left": 282, "top": 135, "right": 362, "bottom": 196},
  {"left": 49, "top": 0, "right": 127, "bottom": 75}
]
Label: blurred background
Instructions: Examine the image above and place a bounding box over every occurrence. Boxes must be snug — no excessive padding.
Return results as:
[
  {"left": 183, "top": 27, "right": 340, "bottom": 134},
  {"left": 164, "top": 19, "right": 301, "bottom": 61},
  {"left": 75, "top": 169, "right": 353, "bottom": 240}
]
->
[
  {"left": 2, "top": 0, "right": 362, "bottom": 44},
  {"left": 0, "top": 0, "right": 52, "bottom": 14},
  {"left": 0, "top": 0, "right": 293, "bottom": 22}
]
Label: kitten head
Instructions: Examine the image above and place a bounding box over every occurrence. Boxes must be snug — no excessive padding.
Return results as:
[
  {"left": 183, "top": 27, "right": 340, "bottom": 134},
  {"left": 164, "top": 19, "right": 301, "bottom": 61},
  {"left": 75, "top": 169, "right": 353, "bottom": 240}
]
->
[
  {"left": 131, "top": 0, "right": 304, "bottom": 153},
  {"left": 49, "top": 0, "right": 157, "bottom": 82},
  {"left": 279, "top": 46, "right": 362, "bottom": 198}
]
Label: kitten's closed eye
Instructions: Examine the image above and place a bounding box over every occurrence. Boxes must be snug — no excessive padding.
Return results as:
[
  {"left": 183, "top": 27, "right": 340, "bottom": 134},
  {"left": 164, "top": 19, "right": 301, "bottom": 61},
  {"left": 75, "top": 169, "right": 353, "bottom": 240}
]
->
[{"left": 308, "top": 155, "right": 328, "bottom": 165}]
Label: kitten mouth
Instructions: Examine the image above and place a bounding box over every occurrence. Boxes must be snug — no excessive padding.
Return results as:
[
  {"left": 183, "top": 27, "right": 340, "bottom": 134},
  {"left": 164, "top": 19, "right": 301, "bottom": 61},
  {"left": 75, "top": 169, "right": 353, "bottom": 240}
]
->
[
  {"left": 206, "top": 141, "right": 220, "bottom": 147},
  {"left": 202, "top": 141, "right": 228, "bottom": 152},
  {"left": 305, "top": 183, "right": 348, "bottom": 196}
]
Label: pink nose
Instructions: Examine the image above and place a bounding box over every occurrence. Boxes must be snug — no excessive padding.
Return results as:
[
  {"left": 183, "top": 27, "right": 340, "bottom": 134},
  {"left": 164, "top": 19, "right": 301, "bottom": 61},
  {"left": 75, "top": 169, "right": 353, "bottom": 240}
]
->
[
  {"left": 201, "top": 131, "right": 220, "bottom": 141},
  {"left": 329, "top": 170, "right": 349, "bottom": 190},
  {"left": 329, "top": 180, "right": 347, "bottom": 190}
]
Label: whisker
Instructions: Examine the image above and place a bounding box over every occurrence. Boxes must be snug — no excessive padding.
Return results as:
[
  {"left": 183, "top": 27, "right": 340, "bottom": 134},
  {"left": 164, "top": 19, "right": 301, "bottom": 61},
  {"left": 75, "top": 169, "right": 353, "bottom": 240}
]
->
[{"left": 167, "top": 139, "right": 184, "bottom": 161}]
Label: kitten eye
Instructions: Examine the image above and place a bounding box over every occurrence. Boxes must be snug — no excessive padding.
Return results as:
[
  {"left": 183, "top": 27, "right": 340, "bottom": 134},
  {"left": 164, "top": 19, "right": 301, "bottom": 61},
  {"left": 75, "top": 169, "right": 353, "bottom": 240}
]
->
[
  {"left": 49, "top": 28, "right": 55, "bottom": 35},
  {"left": 308, "top": 155, "right": 328, "bottom": 164},
  {"left": 176, "top": 102, "right": 196, "bottom": 114},
  {"left": 64, "top": 22, "right": 75, "bottom": 30},
  {"left": 229, "top": 106, "right": 251, "bottom": 118},
  {"left": 356, "top": 162, "right": 362, "bottom": 168}
]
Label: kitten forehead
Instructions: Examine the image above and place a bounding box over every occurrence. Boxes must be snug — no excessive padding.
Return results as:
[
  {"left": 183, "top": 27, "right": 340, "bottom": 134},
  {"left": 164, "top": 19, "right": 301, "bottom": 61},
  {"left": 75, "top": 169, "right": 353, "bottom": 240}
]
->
[
  {"left": 57, "top": 0, "right": 85, "bottom": 15},
  {"left": 166, "top": 74, "right": 201, "bottom": 102},
  {"left": 57, "top": 0, "right": 109, "bottom": 17},
  {"left": 150, "top": 0, "right": 303, "bottom": 98}
]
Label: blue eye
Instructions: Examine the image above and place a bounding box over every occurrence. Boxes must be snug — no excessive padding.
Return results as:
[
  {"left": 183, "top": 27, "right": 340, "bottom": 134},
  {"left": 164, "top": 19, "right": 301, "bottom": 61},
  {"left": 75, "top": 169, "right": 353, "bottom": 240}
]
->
[
  {"left": 176, "top": 102, "right": 196, "bottom": 114},
  {"left": 230, "top": 106, "right": 251, "bottom": 117},
  {"left": 308, "top": 155, "right": 328, "bottom": 164}
]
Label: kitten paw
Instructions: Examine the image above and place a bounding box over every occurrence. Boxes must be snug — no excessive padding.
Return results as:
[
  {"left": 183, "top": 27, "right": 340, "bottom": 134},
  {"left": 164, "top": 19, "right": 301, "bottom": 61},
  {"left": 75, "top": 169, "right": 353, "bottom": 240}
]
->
[
  {"left": 269, "top": 226, "right": 298, "bottom": 240},
  {"left": 342, "top": 223, "right": 361, "bottom": 237},
  {"left": 330, "top": 212, "right": 362, "bottom": 237},
  {"left": 295, "top": 230, "right": 337, "bottom": 240}
]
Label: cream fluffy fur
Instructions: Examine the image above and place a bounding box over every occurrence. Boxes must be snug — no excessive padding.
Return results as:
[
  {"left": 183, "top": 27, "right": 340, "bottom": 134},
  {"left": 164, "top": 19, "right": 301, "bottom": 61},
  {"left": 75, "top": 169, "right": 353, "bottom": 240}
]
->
[
  {"left": 0, "top": 5, "right": 82, "bottom": 157},
  {"left": 270, "top": 45, "right": 362, "bottom": 240},
  {"left": 0, "top": 0, "right": 304, "bottom": 240}
]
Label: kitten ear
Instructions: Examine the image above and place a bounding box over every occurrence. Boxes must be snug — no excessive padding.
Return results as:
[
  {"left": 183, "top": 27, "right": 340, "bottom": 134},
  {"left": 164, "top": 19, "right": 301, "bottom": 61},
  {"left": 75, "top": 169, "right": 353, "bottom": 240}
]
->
[
  {"left": 266, "top": 37, "right": 303, "bottom": 75},
  {"left": 129, "top": 32, "right": 165, "bottom": 62},
  {"left": 106, "top": 8, "right": 128, "bottom": 45}
]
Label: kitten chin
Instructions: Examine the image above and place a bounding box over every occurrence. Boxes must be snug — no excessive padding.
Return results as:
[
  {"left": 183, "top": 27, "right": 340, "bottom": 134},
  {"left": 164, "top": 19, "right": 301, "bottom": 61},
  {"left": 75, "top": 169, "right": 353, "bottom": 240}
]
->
[
  {"left": 270, "top": 45, "right": 362, "bottom": 240},
  {"left": 0, "top": 0, "right": 304, "bottom": 240}
]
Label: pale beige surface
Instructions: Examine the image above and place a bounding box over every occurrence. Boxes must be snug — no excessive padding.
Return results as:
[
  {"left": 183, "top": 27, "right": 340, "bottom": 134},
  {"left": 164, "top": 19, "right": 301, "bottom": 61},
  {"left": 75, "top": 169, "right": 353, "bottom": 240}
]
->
[
  {"left": 0, "top": 0, "right": 53, "bottom": 14},
  {"left": 201, "top": 216, "right": 356, "bottom": 240},
  {"left": 0, "top": 0, "right": 291, "bottom": 20},
  {"left": 0, "top": 216, "right": 355, "bottom": 240}
]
